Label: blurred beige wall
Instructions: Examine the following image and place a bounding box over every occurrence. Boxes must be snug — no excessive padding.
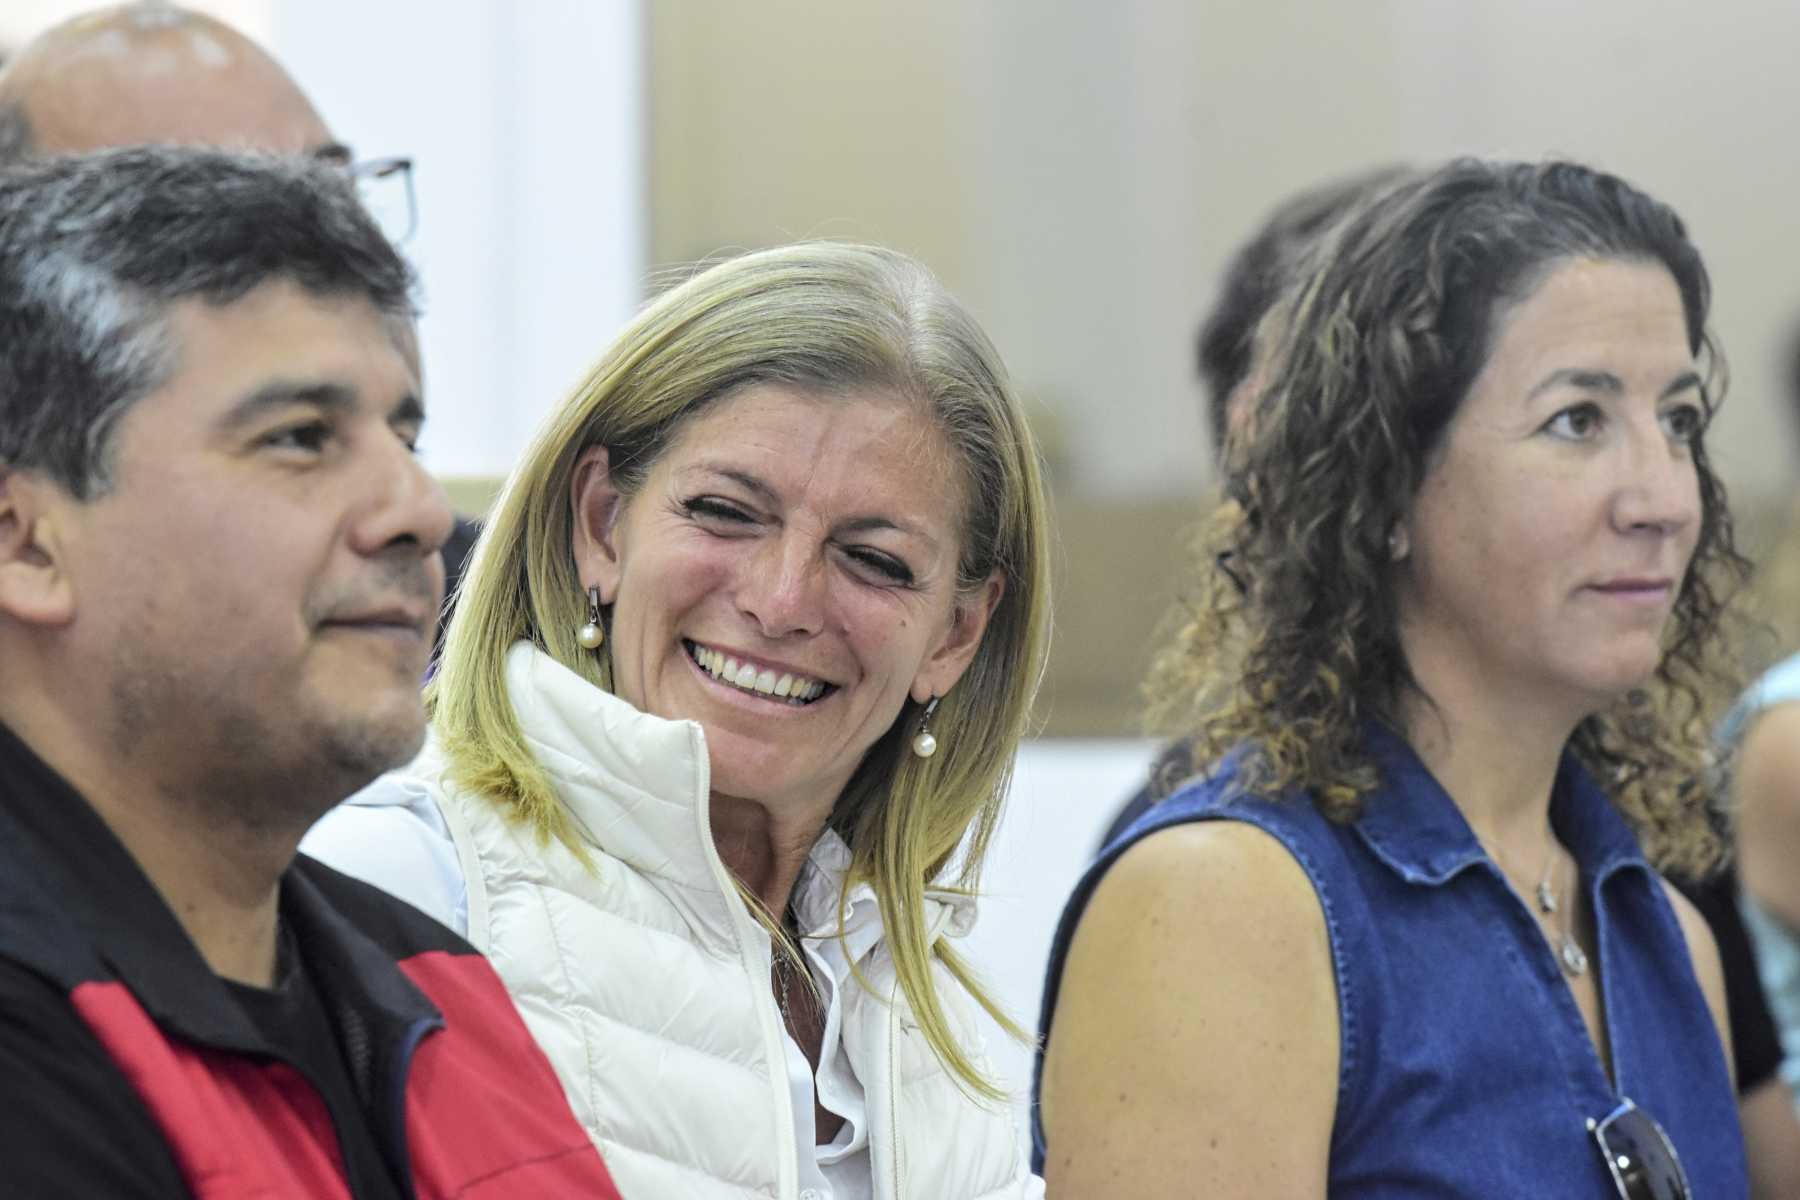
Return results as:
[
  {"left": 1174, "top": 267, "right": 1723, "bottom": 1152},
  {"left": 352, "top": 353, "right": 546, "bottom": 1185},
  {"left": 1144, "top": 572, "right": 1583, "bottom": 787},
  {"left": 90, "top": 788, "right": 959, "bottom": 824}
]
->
[
  {"left": 649, "top": 1, "right": 1800, "bottom": 735},
  {"left": 653, "top": 0, "right": 1799, "bottom": 496}
]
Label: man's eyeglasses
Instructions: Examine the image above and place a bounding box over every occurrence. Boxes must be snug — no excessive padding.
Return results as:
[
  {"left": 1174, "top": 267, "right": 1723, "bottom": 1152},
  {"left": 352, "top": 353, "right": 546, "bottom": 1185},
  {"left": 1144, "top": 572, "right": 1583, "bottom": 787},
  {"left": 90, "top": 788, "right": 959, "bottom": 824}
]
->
[
  {"left": 345, "top": 155, "right": 417, "bottom": 245},
  {"left": 1588, "top": 1099, "right": 1692, "bottom": 1200}
]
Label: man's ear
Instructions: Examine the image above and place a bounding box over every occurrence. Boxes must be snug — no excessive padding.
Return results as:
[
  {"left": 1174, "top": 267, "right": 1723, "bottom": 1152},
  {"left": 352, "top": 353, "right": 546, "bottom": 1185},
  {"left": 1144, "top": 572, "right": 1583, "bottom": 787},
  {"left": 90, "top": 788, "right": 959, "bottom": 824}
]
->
[
  {"left": 0, "top": 470, "right": 75, "bottom": 627},
  {"left": 569, "top": 445, "right": 627, "bottom": 602},
  {"left": 910, "top": 571, "right": 1005, "bottom": 704}
]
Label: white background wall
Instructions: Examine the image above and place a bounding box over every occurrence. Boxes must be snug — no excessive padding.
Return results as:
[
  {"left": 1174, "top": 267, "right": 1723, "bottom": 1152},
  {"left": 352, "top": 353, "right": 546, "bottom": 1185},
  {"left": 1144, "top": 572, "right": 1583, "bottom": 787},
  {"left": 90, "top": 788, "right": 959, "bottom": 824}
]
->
[
  {"left": 961, "top": 739, "right": 1163, "bottom": 1136},
  {"left": 272, "top": 0, "right": 646, "bottom": 481}
]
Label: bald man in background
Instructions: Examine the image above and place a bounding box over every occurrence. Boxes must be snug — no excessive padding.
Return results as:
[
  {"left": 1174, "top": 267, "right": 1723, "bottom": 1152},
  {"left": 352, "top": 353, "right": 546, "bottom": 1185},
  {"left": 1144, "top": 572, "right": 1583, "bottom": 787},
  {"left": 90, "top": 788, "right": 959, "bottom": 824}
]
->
[
  {"left": 0, "top": 2, "right": 481, "bottom": 654},
  {"left": 0, "top": 3, "right": 332, "bottom": 158}
]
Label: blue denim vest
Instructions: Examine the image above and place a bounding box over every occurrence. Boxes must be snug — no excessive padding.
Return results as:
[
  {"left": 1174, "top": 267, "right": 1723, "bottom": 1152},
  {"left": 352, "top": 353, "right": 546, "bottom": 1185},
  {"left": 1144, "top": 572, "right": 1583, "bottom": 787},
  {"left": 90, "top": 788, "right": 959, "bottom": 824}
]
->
[{"left": 1033, "top": 729, "right": 1747, "bottom": 1197}]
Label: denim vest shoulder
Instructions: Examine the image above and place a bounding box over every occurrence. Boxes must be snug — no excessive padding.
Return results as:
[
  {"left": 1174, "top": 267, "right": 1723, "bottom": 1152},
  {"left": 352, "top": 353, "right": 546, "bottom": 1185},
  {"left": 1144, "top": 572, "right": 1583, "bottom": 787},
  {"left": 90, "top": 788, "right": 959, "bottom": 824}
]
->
[{"left": 1033, "top": 731, "right": 1747, "bottom": 1197}]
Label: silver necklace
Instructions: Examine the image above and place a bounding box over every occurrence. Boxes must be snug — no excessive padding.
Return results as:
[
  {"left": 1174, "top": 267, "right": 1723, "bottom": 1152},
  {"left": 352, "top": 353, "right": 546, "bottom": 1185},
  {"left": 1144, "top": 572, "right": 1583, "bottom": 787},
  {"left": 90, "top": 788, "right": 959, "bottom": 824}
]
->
[
  {"left": 1533, "top": 840, "right": 1589, "bottom": 977},
  {"left": 774, "top": 911, "right": 812, "bottom": 1028},
  {"left": 776, "top": 952, "right": 794, "bottom": 1023}
]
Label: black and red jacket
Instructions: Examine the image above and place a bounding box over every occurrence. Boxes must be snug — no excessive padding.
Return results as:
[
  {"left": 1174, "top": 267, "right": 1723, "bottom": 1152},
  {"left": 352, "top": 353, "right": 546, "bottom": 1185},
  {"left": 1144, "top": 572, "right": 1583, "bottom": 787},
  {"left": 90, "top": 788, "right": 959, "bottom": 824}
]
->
[{"left": 0, "top": 721, "right": 622, "bottom": 1199}]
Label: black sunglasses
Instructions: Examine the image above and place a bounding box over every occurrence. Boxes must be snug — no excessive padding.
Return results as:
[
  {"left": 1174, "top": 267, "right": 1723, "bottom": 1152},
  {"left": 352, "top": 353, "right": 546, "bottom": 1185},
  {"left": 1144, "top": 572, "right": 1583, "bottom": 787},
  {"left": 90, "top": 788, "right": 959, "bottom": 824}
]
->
[{"left": 1588, "top": 1099, "right": 1692, "bottom": 1200}]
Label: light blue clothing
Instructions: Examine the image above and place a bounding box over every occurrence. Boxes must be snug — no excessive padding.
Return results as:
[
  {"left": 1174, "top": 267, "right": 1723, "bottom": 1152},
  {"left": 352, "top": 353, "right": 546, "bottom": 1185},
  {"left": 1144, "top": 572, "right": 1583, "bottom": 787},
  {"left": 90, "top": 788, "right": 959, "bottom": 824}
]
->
[
  {"left": 1034, "top": 726, "right": 1747, "bottom": 1197},
  {"left": 1722, "top": 650, "right": 1800, "bottom": 1115},
  {"left": 299, "top": 775, "right": 466, "bottom": 932},
  {"left": 1717, "top": 651, "right": 1800, "bottom": 749}
]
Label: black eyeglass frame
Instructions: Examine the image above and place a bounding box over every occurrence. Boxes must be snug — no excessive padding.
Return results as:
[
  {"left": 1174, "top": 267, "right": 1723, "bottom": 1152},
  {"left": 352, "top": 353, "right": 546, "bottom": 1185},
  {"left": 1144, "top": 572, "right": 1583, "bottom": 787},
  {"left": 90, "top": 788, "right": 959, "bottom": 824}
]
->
[
  {"left": 1588, "top": 1098, "right": 1692, "bottom": 1200},
  {"left": 345, "top": 155, "right": 417, "bottom": 245}
]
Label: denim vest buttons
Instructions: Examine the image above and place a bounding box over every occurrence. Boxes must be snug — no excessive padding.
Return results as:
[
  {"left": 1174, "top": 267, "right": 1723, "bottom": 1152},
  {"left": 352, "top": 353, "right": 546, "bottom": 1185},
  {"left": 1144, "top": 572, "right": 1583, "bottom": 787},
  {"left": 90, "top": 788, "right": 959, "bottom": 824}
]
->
[{"left": 1033, "top": 729, "right": 1748, "bottom": 1197}]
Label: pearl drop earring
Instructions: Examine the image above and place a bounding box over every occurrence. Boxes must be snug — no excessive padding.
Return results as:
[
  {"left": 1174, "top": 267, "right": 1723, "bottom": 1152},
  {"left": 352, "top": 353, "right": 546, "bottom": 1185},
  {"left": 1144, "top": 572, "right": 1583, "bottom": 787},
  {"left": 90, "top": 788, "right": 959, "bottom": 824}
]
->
[
  {"left": 576, "top": 587, "right": 605, "bottom": 649},
  {"left": 912, "top": 696, "right": 941, "bottom": 759}
]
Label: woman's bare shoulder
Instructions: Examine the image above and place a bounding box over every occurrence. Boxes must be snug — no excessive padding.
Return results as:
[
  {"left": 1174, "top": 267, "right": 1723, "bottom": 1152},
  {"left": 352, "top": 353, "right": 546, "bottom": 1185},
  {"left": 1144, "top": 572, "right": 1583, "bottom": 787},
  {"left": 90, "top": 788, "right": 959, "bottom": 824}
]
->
[{"left": 1040, "top": 817, "right": 1338, "bottom": 1198}]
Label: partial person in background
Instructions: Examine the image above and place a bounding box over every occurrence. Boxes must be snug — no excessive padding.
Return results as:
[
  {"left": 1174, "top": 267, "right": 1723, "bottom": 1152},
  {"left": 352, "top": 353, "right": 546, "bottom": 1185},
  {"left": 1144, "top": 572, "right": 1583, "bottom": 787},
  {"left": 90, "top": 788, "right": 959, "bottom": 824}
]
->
[
  {"left": 1715, "top": 332, "right": 1800, "bottom": 1135},
  {"left": 1194, "top": 165, "right": 1413, "bottom": 459},
  {"left": 1722, "top": 657, "right": 1800, "bottom": 1110},
  {"left": 1099, "top": 162, "right": 1800, "bottom": 1199},
  {"left": 1725, "top": 335, "right": 1800, "bottom": 1113},
  {"left": 0, "top": 146, "right": 619, "bottom": 1199},
  {"left": 305, "top": 243, "right": 1051, "bottom": 1199},
  {"left": 1728, "top": 326, "right": 1800, "bottom": 669},
  {"left": 0, "top": 1, "right": 480, "bottom": 655},
  {"left": 1040, "top": 159, "right": 1751, "bottom": 1196}
]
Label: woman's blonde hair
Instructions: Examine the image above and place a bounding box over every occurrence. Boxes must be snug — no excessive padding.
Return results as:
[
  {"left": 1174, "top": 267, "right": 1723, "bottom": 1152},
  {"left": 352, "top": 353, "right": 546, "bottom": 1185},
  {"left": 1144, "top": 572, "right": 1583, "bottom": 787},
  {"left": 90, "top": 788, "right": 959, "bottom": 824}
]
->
[
  {"left": 430, "top": 242, "right": 1051, "bottom": 1098},
  {"left": 1148, "top": 159, "right": 1748, "bottom": 879}
]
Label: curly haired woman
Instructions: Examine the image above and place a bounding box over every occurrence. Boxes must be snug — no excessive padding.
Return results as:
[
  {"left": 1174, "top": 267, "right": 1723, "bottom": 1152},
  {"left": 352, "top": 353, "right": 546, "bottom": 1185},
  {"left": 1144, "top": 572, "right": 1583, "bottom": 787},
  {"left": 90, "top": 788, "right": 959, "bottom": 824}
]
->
[{"left": 1035, "top": 160, "right": 1750, "bottom": 1198}]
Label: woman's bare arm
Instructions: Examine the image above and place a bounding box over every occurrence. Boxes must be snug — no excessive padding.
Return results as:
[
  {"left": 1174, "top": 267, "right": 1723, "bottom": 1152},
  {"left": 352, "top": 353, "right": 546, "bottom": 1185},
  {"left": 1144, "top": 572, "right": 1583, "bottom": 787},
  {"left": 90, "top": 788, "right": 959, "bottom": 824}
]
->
[
  {"left": 1740, "top": 1076, "right": 1800, "bottom": 1200},
  {"left": 1660, "top": 878, "right": 1734, "bottom": 1086},
  {"left": 1039, "top": 820, "right": 1339, "bottom": 1198},
  {"left": 1736, "top": 704, "right": 1800, "bottom": 934}
]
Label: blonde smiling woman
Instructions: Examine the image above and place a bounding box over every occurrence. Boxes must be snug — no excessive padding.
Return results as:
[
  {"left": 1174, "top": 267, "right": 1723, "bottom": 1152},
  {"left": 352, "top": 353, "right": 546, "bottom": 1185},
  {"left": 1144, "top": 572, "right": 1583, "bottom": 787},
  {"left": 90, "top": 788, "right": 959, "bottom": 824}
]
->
[{"left": 305, "top": 242, "right": 1050, "bottom": 1200}]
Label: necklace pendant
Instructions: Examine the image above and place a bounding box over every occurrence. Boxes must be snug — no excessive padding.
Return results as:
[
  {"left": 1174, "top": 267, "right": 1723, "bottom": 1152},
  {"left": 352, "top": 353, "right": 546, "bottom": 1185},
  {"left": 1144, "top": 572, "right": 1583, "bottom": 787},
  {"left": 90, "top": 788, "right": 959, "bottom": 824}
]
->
[
  {"left": 1559, "top": 936, "right": 1589, "bottom": 977},
  {"left": 1536, "top": 879, "right": 1558, "bottom": 914}
]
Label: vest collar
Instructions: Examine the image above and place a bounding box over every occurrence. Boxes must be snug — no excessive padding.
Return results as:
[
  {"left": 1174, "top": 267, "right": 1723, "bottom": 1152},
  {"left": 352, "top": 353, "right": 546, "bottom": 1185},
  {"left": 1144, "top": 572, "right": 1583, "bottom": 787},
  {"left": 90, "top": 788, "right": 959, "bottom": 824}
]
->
[
  {"left": 1351, "top": 723, "right": 1653, "bottom": 889},
  {"left": 503, "top": 640, "right": 720, "bottom": 892}
]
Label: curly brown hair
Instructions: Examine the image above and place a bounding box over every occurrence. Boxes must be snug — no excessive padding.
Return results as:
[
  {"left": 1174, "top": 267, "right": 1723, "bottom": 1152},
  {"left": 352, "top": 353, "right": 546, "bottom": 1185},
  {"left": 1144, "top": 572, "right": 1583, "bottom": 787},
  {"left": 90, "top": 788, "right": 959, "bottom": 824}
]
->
[{"left": 1146, "top": 159, "right": 1749, "bottom": 878}]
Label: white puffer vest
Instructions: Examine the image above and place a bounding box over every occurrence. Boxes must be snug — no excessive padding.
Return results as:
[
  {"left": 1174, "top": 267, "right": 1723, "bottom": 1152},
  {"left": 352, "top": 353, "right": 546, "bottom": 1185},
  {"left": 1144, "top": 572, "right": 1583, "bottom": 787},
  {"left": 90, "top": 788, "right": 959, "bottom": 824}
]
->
[{"left": 413, "top": 645, "right": 1033, "bottom": 1200}]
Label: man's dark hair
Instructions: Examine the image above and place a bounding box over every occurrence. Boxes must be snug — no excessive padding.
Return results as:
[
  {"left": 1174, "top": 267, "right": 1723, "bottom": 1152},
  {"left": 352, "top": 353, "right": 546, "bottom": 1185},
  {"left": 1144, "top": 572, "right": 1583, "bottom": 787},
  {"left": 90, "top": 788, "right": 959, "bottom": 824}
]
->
[
  {"left": 0, "top": 145, "right": 414, "bottom": 498},
  {"left": 1196, "top": 165, "right": 1411, "bottom": 455}
]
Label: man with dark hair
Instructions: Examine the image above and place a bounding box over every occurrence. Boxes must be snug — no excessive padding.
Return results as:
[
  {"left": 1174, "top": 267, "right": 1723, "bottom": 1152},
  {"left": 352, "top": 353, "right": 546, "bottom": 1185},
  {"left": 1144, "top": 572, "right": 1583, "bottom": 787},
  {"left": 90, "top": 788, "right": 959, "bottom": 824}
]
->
[
  {"left": 0, "top": 2, "right": 479, "bottom": 650},
  {"left": 1193, "top": 165, "right": 1412, "bottom": 456},
  {"left": 0, "top": 147, "right": 618, "bottom": 1198}
]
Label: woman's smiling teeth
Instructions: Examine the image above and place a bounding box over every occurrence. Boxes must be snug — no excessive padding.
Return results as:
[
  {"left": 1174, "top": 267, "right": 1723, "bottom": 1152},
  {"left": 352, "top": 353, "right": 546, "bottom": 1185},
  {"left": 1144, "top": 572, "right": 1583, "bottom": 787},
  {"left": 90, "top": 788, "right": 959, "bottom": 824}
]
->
[{"left": 686, "top": 640, "right": 830, "bottom": 704}]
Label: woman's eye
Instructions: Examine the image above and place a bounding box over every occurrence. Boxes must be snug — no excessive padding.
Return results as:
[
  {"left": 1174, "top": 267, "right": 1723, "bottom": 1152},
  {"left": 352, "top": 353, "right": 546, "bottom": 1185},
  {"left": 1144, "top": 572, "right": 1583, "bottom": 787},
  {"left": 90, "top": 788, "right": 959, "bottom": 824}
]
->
[
  {"left": 1544, "top": 403, "right": 1603, "bottom": 441},
  {"left": 1660, "top": 402, "right": 1705, "bottom": 444},
  {"left": 683, "top": 497, "right": 756, "bottom": 524},
  {"left": 846, "top": 548, "right": 914, "bottom": 586}
]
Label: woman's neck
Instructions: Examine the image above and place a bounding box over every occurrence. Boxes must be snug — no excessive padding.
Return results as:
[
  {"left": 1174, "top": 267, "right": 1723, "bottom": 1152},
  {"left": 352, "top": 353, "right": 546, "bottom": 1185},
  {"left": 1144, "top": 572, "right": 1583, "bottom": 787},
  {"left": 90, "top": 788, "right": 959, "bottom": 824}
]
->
[
  {"left": 1396, "top": 668, "right": 1582, "bottom": 853},
  {"left": 709, "top": 790, "right": 833, "bottom": 918}
]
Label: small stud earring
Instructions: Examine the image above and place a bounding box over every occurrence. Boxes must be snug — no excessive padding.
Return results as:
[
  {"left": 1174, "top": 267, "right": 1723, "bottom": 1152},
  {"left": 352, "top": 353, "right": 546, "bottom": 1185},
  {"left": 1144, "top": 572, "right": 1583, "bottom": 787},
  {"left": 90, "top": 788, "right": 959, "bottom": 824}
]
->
[
  {"left": 576, "top": 586, "right": 605, "bottom": 649},
  {"left": 1387, "top": 524, "right": 1409, "bottom": 562},
  {"left": 911, "top": 696, "right": 941, "bottom": 759}
]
